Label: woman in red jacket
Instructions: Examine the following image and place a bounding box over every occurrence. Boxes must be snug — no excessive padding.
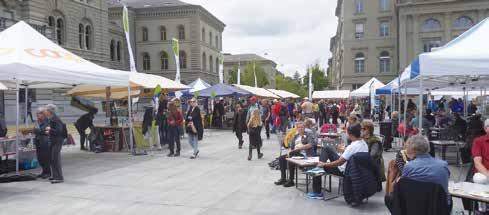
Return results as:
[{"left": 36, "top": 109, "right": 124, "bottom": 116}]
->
[{"left": 167, "top": 101, "right": 183, "bottom": 157}]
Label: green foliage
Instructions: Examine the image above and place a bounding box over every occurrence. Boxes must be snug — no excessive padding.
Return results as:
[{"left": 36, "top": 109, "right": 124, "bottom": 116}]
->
[
  {"left": 303, "top": 63, "right": 328, "bottom": 91},
  {"left": 275, "top": 74, "right": 307, "bottom": 97},
  {"left": 227, "top": 61, "right": 269, "bottom": 87}
]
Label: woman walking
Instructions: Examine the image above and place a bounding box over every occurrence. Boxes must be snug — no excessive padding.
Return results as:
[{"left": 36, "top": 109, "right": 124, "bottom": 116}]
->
[
  {"left": 186, "top": 98, "right": 203, "bottom": 159},
  {"left": 247, "top": 109, "right": 264, "bottom": 161},
  {"left": 167, "top": 101, "right": 183, "bottom": 157},
  {"left": 233, "top": 103, "right": 247, "bottom": 149}
]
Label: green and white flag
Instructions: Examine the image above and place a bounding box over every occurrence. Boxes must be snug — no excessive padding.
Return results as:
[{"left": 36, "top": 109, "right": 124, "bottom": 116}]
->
[
  {"left": 122, "top": 4, "right": 136, "bottom": 72},
  {"left": 237, "top": 61, "right": 241, "bottom": 85},
  {"left": 218, "top": 53, "right": 224, "bottom": 84},
  {"left": 172, "top": 38, "right": 181, "bottom": 83},
  {"left": 308, "top": 69, "right": 313, "bottom": 99}
]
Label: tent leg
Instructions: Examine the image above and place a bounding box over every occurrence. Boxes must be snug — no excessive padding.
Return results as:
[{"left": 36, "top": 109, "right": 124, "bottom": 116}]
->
[
  {"left": 128, "top": 86, "right": 135, "bottom": 155},
  {"left": 418, "top": 79, "right": 423, "bottom": 130},
  {"left": 25, "top": 86, "right": 28, "bottom": 127},
  {"left": 15, "top": 80, "right": 20, "bottom": 175}
]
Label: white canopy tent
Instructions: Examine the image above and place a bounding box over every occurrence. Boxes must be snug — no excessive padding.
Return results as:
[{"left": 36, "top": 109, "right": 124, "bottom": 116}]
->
[
  {"left": 267, "top": 89, "right": 300, "bottom": 99},
  {"left": 189, "top": 78, "right": 211, "bottom": 93},
  {"left": 312, "top": 90, "right": 350, "bottom": 99},
  {"left": 350, "top": 78, "right": 385, "bottom": 97},
  {"left": 233, "top": 85, "right": 279, "bottom": 99}
]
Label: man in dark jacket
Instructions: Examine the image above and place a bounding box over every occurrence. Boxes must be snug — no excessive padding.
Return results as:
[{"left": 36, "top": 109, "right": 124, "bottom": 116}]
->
[
  {"left": 75, "top": 108, "right": 97, "bottom": 151},
  {"left": 33, "top": 107, "right": 50, "bottom": 179},
  {"left": 233, "top": 103, "right": 247, "bottom": 149},
  {"left": 343, "top": 152, "right": 380, "bottom": 205},
  {"left": 44, "top": 104, "right": 65, "bottom": 184}
]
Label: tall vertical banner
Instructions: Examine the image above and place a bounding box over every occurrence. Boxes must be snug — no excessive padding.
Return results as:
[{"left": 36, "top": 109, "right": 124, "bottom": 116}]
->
[
  {"left": 253, "top": 62, "right": 257, "bottom": 87},
  {"left": 237, "top": 61, "right": 241, "bottom": 85},
  {"left": 122, "top": 4, "right": 137, "bottom": 72},
  {"left": 172, "top": 38, "right": 181, "bottom": 83},
  {"left": 308, "top": 69, "right": 313, "bottom": 99},
  {"left": 218, "top": 53, "right": 224, "bottom": 84}
]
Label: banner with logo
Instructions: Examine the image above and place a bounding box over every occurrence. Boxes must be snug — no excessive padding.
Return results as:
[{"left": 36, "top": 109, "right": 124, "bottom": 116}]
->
[
  {"left": 122, "top": 4, "right": 136, "bottom": 72},
  {"left": 218, "top": 53, "right": 224, "bottom": 84},
  {"left": 172, "top": 38, "right": 180, "bottom": 83}
]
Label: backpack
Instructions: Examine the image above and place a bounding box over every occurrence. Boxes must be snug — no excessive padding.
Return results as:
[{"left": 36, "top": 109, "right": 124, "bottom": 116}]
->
[{"left": 279, "top": 105, "right": 287, "bottom": 117}]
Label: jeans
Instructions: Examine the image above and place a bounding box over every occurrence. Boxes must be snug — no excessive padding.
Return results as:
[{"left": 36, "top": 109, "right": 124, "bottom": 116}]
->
[
  {"left": 168, "top": 126, "right": 181, "bottom": 154},
  {"left": 188, "top": 133, "right": 198, "bottom": 155},
  {"left": 263, "top": 120, "right": 270, "bottom": 139},
  {"left": 75, "top": 125, "right": 87, "bottom": 150},
  {"left": 35, "top": 139, "right": 50, "bottom": 176},
  {"left": 235, "top": 131, "right": 243, "bottom": 146},
  {"left": 312, "top": 146, "right": 344, "bottom": 193},
  {"left": 159, "top": 125, "right": 168, "bottom": 146},
  {"left": 50, "top": 141, "right": 64, "bottom": 180}
]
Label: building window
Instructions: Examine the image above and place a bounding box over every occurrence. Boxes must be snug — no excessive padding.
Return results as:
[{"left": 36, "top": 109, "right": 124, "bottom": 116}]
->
[
  {"left": 421, "top": 18, "right": 442, "bottom": 32},
  {"left": 202, "top": 52, "right": 207, "bottom": 71},
  {"left": 379, "top": 21, "right": 389, "bottom": 37},
  {"left": 116, "top": 41, "right": 121, "bottom": 61},
  {"left": 379, "top": 51, "right": 390, "bottom": 73},
  {"left": 202, "top": 28, "right": 205, "bottom": 42},
  {"left": 355, "top": 0, "right": 364, "bottom": 13},
  {"left": 209, "top": 55, "right": 213, "bottom": 74},
  {"left": 160, "top": 51, "right": 168, "bottom": 70},
  {"left": 379, "top": 0, "right": 389, "bottom": 11},
  {"left": 79, "top": 24, "right": 85, "bottom": 49},
  {"left": 355, "top": 23, "right": 364, "bottom": 39},
  {"left": 178, "top": 25, "right": 185, "bottom": 40},
  {"left": 352, "top": 84, "right": 362, "bottom": 90},
  {"left": 215, "top": 36, "right": 219, "bottom": 49},
  {"left": 56, "top": 18, "right": 64, "bottom": 45},
  {"left": 110, "top": 40, "right": 115, "bottom": 61},
  {"left": 209, "top": 32, "right": 212, "bottom": 46},
  {"left": 354, "top": 52, "right": 365, "bottom": 73},
  {"left": 142, "top": 27, "right": 148, "bottom": 41},
  {"left": 48, "top": 16, "right": 55, "bottom": 27},
  {"left": 422, "top": 38, "right": 442, "bottom": 52},
  {"left": 85, "top": 25, "right": 92, "bottom": 50},
  {"left": 160, "top": 26, "right": 167, "bottom": 41},
  {"left": 453, "top": 16, "right": 474, "bottom": 29},
  {"left": 143, "top": 53, "right": 151, "bottom": 70},
  {"left": 179, "top": 51, "right": 187, "bottom": 69},
  {"left": 216, "top": 58, "right": 219, "bottom": 74}
]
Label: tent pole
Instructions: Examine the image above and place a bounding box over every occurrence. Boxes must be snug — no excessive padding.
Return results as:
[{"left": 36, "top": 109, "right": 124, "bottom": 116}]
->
[
  {"left": 418, "top": 79, "right": 423, "bottom": 130},
  {"left": 15, "top": 80, "right": 20, "bottom": 175},
  {"left": 463, "top": 87, "right": 467, "bottom": 118},
  {"left": 403, "top": 85, "right": 407, "bottom": 141},
  {"left": 128, "top": 85, "right": 134, "bottom": 155},
  {"left": 25, "top": 85, "right": 28, "bottom": 127}
]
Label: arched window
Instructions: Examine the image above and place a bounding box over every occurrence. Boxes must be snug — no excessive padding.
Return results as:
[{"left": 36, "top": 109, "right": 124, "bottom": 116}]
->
[
  {"left": 421, "top": 18, "right": 442, "bottom": 32},
  {"left": 56, "top": 18, "right": 64, "bottom": 45},
  {"left": 142, "top": 27, "right": 148, "bottom": 41},
  {"left": 116, "top": 41, "right": 121, "bottom": 62},
  {"left": 379, "top": 0, "right": 389, "bottom": 11},
  {"left": 216, "top": 57, "right": 219, "bottom": 74},
  {"left": 202, "top": 52, "right": 207, "bottom": 71},
  {"left": 453, "top": 16, "right": 474, "bottom": 29},
  {"left": 354, "top": 53, "right": 365, "bottom": 73},
  {"left": 179, "top": 51, "right": 187, "bottom": 69},
  {"left": 202, "top": 28, "right": 206, "bottom": 42},
  {"left": 379, "top": 51, "right": 390, "bottom": 73},
  {"left": 209, "top": 32, "right": 213, "bottom": 46},
  {"left": 160, "top": 26, "right": 167, "bottom": 41},
  {"left": 85, "top": 25, "right": 92, "bottom": 50},
  {"left": 215, "top": 35, "right": 219, "bottom": 49},
  {"left": 143, "top": 53, "right": 151, "bottom": 70},
  {"left": 209, "top": 55, "right": 213, "bottom": 74},
  {"left": 355, "top": 0, "right": 364, "bottom": 13},
  {"left": 79, "top": 24, "right": 85, "bottom": 49},
  {"left": 178, "top": 25, "right": 185, "bottom": 40},
  {"left": 110, "top": 40, "right": 115, "bottom": 61},
  {"left": 160, "top": 51, "right": 169, "bottom": 70},
  {"left": 48, "top": 16, "right": 55, "bottom": 27}
]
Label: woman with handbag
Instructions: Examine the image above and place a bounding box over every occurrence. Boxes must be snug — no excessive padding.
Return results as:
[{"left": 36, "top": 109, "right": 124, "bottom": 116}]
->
[
  {"left": 167, "top": 102, "right": 183, "bottom": 157},
  {"left": 247, "top": 109, "right": 264, "bottom": 161},
  {"left": 186, "top": 98, "right": 203, "bottom": 159}
]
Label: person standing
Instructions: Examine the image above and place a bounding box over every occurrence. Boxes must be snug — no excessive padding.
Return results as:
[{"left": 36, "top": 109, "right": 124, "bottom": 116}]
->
[
  {"left": 233, "top": 103, "right": 247, "bottom": 149},
  {"left": 33, "top": 107, "right": 50, "bottom": 179},
  {"left": 301, "top": 98, "right": 313, "bottom": 119},
  {"left": 261, "top": 99, "right": 271, "bottom": 140},
  {"left": 213, "top": 98, "right": 225, "bottom": 128},
  {"left": 186, "top": 98, "right": 203, "bottom": 159},
  {"left": 157, "top": 94, "right": 169, "bottom": 147},
  {"left": 43, "top": 104, "right": 65, "bottom": 184},
  {"left": 167, "top": 102, "right": 183, "bottom": 157},
  {"left": 246, "top": 96, "right": 260, "bottom": 123},
  {"left": 313, "top": 101, "right": 320, "bottom": 125},
  {"left": 247, "top": 109, "right": 264, "bottom": 161},
  {"left": 75, "top": 108, "right": 97, "bottom": 151}
]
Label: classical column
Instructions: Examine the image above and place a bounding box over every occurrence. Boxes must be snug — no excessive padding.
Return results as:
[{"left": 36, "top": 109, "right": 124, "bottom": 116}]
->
[
  {"left": 412, "top": 14, "right": 420, "bottom": 57},
  {"left": 444, "top": 12, "right": 452, "bottom": 43},
  {"left": 399, "top": 14, "right": 407, "bottom": 69}
]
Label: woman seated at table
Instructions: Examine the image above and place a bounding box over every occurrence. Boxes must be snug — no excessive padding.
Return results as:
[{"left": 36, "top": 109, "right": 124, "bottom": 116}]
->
[
  {"left": 274, "top": 122, "right": 317, "bottom": 188},
  {"left": 361, "top": 120, "right": 386, "bottom": 184}
]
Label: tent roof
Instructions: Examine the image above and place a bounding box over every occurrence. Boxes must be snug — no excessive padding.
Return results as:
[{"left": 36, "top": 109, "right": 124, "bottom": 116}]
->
[
  {"left": 350, "top": 78, "right": 385, "bottom": 97},
  {"left": 0, "top": 21, "right": 129, "bottom": 87},
  {"left": 188, "top": 78, "right": 211, "bottom": 93},
  {"left": 267, "top": 89, "right": 300, "bottom": 99},
  {"left": 233, "top": 85, "right": 279, "bottom": 98},
  {"left": 193, "top": 83, "right": 250, "bottom": 97},
  {"left": 312, "top": 90, "right": 350, "bottom": 99}
]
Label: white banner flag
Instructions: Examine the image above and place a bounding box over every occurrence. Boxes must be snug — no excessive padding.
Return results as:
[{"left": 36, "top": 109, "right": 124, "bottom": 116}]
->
[
  {"left": 237, "top": 61, "right": 241, "bottom": 85},
  {"left": 122, "top": 4, "right": 136, "bottom": 72},
  {"left": 172, "top": 38, "right": 181, "bottom": 83},
  {"left": 308, "top": 69, "right": 313, "bottom": 99},
  {"left": 218, "top": 53, "right": 224, "bottom": 84}
]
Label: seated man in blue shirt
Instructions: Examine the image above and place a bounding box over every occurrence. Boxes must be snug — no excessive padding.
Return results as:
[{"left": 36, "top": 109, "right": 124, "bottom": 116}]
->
[{"left": 402, "top": 135, "right": 451, "bottom": 199}]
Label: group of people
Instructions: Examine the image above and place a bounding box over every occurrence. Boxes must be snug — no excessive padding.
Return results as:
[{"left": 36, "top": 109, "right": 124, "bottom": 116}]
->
[{"left": 34, "top": 104, "right": 66, "bottom": 184}]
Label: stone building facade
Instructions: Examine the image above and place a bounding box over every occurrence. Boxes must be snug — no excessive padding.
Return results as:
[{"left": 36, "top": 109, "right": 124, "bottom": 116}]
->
[
  {"left": 222, "top": 53, "right": 277, "bottom": 88},
  {"left": 329, "top": 0, "right": 489, "bottom": 90}
]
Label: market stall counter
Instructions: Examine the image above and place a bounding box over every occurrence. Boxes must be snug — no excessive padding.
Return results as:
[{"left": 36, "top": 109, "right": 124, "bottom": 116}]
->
[{"left": 92, "top": 125, "right": 130, "bottom": 152}]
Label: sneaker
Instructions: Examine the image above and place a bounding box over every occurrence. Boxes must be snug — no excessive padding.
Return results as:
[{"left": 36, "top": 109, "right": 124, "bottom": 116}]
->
[
  {"left": 174, "top": 152, "right": 180, "bottom": 157},
  {"left": 167, "top": 153, "right": 174, "bottom": 157},
  {"left": 306, "top": 192, "right": 324, "bottom": 200},
  {"left": 283, "top": 180, "right": 295, "bottom": 187},
  {"left": 190, "top": 155, "right": 196, "bottom": 159},
  {"left": 50, "top": 179, "right": 64, "bottom": 184},
  {"left": 258, "top": 153, "right": 264, "bottom": 159},
  {"left": 274, "top": 179, "right": 286, "bottom": 185}
]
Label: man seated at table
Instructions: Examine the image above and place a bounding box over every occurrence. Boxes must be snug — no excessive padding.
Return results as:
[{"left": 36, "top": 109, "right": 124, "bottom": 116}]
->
[
  {"left": 307, "top": 123, "right": 369, "bottom": 199},
  {"left": 472, "top": 119, "right": 489, "bottom": 213},
  {"left": 274, "top": 121, "right": 317, "bottom": 187}
]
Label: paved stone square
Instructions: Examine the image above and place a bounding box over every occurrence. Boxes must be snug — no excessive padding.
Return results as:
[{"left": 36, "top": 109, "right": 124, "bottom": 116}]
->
[{"left": 0, "top": 129, "right": 466, "bottom": 215}]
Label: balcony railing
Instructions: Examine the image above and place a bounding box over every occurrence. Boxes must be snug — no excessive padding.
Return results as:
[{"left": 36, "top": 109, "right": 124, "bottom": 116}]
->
[{"left": 0, "top": 17, "right": 54, "bottom": 40}]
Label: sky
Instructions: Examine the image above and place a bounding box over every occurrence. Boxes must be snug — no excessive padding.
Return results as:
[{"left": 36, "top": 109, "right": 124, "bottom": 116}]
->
[{"left": 182, "top": 0, "right": 338, "bottom": 77}]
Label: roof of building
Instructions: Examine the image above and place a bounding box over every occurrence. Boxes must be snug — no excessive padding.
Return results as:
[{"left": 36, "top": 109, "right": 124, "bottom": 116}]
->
[
  {"left": 223, "top": 54, "right": 275, "bottom": 64},
  {"left": 107, "top": 0, "right": 191, "bottom": 9}
]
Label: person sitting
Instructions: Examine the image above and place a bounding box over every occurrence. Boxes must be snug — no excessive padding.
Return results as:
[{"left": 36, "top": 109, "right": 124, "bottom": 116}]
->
[
  {"left": 361, "top": 120, "right": 386, "bottom": 185},
  {"left": 453, "top": 113, "right": 467, "bottom": 140},
  {"left": 410, "top": 110, "right": 434, "bottom": 136},
  {"left": 307, "top": 123, "right": 369, "bottom": 199},
  {"left": 471, "top": 119, "right": 489, "bottom": 213},
  {"left": 274, "top": 122, "right": 316, "bottom": 188},
  {"left": 467, "top": 113, "right": 485, "bottom": 147}
]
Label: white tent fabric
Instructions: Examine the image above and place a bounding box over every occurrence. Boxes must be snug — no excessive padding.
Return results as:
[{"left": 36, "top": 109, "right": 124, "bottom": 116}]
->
[
  {"left": 350, "top": 78, "right": 385, "bottom": 97},
  {"left": 0, "top": 21, "right": 129, "bottom": 86},
  {"left": 312, "top": 90, "right": 350, "bottom": 99},
  {"left": 267, "top": 89, "right": 300, "bottom": 99},
  {"left": 233, "top": 85, "right": 279, "bottom": 98},
  {"left": 189, "top": 78, "right": 211, "bottom": 93}
]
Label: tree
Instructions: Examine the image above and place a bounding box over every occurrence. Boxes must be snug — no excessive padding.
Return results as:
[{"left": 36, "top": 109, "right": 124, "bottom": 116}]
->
[
  {"left": 303, "top": 63, "right": 328, "bottom": 91},
  {"left": 228, "top": 60, "right": 269, "bottom": 87},
  {"left": 275, "top": 74, "right": 307, "bottom": 97}
]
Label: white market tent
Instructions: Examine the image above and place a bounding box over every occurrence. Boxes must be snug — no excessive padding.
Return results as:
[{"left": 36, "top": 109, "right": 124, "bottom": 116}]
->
[
  {"left": 350, "top": 78, "right": 385, "bottom": 97},
  {"left": 233, "top": 84, "right": 279, "bottom": 99},
  {"left": 189, "top": 78, "right": 211, "bottom": 93},
  {"left": 267, "top": 89, "right": 300, "bottom": 99},
  {"left": 312, "top": 90, "right": 350, "bottom": 99}
]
